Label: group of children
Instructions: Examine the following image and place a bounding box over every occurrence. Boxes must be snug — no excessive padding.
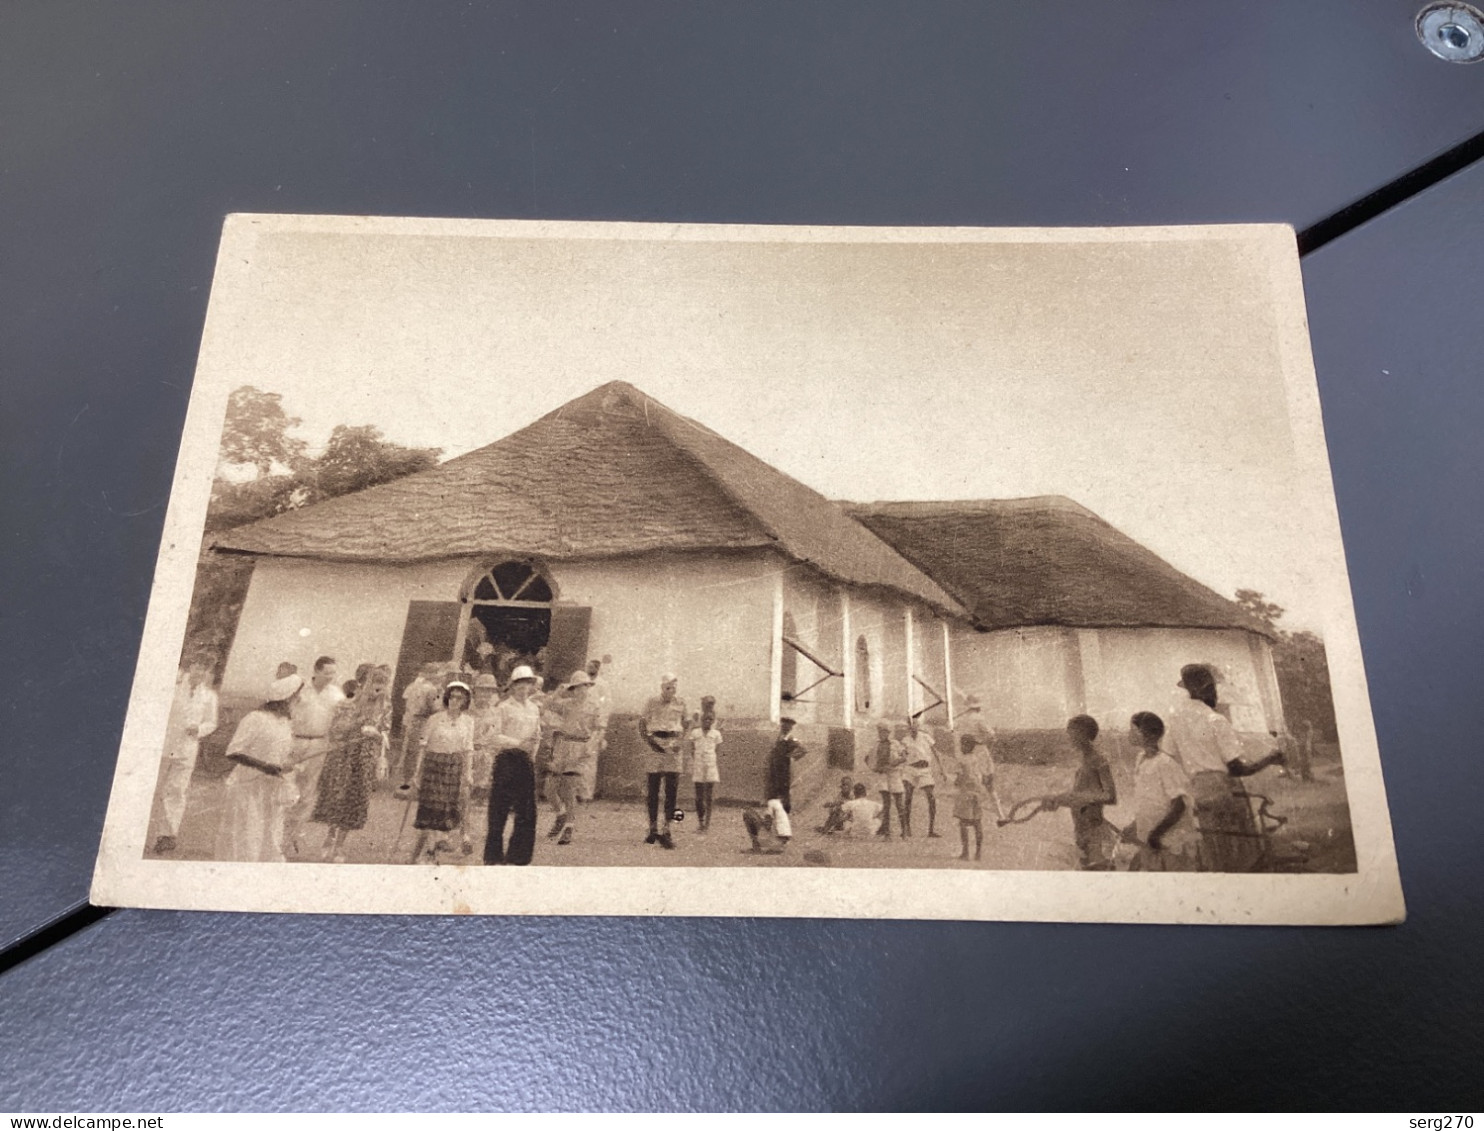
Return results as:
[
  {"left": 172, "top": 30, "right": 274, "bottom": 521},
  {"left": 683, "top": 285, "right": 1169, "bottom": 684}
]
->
[
  {"left": 1038, "top": 712, "right": 1198, "bottom": 872},
  {"left": 771, "top": 664, "right": 1287, "bottom": 874},
  {"left": 1037, "top": 665, "right": 1289, "bottom": 873}
]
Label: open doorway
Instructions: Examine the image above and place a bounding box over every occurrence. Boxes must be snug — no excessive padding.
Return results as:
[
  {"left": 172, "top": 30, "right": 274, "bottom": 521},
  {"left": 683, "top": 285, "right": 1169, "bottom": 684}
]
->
[{"left": 465, "top": 602, "right": 550, "bottom": 677}]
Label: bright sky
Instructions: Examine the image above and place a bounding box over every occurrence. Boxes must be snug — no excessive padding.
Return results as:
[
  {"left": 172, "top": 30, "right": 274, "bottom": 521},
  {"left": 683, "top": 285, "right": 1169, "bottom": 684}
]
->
[{"left": 203, "top": 220, "right": 1337, "bottom": 630}]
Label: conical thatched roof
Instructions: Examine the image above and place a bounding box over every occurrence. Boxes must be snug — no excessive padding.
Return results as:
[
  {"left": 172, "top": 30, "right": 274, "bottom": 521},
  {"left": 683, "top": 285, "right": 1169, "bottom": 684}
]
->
[
  {"left": 213, "top": 381, "right": 964, "bottom": 615},
  {"left": 845, "top": 498, "right": 1271, "bottom": 636}
]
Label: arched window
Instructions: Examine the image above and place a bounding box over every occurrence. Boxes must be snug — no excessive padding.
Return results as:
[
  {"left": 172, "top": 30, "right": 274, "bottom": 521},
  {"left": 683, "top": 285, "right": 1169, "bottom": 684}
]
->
[
  {"left": 855, "top": 635, "right": 872, "bottom": 713},
  {"left": 467, "top": 560, "right": 553, "bottom": 604},
  {"left": 781, "top": 612, "right": 799, "bottom": 700},
  {"left": 457, "top": 561, "right": 555, "bottom": 680}
]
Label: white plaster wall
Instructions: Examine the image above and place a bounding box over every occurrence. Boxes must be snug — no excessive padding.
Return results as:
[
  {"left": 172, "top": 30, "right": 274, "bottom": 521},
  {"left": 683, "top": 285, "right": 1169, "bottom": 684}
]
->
[
  {"left": 950, "top": 625, "right": 1079, "bottom": 729},
  {"left": 911, "top": 611, "right": 952, "bottom": 725},
  {"left": 947, "top": 623, "right": 1279, "bottom": 734},
  {"left": 554, "top": 550, "right": 778, "bottom": 719},
  {"left": 1092, "top": 627, "right": 1279, "bottom": 734},
  {"left": 843, "top": 589, "right": 916, "bottom": 723},
  {"left": 781, "top": 569, "right": 849, "bottom": 725},
  {"left": 224, "top": 547, "right": 964, "bottom": 730},
  {"left": 221, "top": 556, "right": 474, "bottom": 700}
]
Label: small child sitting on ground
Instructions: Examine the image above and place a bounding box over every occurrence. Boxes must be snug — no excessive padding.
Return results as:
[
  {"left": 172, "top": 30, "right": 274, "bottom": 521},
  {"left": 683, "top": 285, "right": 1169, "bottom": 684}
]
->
[
  {"left": 840, "top": 782, "right": 881, "bottom": 837},
  {"left": 817, "top": 775, "right": 855, "bottom": 834}
]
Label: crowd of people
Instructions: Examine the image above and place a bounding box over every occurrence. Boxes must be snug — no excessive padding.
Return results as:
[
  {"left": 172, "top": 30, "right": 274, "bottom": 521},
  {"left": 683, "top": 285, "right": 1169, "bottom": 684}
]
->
[{"left": 153, "top": 648, "right": 1288, "bottom": 872}]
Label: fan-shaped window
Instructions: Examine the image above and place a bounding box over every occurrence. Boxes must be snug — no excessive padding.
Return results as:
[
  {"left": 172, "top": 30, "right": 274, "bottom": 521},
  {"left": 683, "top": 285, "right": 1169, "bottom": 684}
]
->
[{"left": 468, "top": 560, "right": 553, "bottom": 604}]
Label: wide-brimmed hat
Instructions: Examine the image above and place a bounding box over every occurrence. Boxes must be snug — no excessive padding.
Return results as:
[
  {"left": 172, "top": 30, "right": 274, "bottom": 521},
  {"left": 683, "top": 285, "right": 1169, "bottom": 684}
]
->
[
  {"left": 565, "top": 669, "right": 593, "bottom": 688},
  {"left": 473, "top": 673, "right": 499, "bottom": 690},
  {"left": 267, "top": 673, "right": 304, "bottom": 702},
  {"left": 508, "top": 664, "right": 538, "bottom": 685},
  {"left": 660, "top": 671, "right": 678, "bottom": 685},
  {"left": 443, "top": 680, "right": 473, "bottom": 704}
]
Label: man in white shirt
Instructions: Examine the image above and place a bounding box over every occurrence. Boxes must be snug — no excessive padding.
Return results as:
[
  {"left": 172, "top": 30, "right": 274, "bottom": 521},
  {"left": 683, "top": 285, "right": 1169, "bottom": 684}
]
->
[
  {"left": 152, "top": 656, "right": 219, "bottom": 854},
  {"left": 900, "top": 716, "right": 942, "bottom": 838},
  {"left": 484, "top": 664, "right": 544, "bottom": 865},
  {"left": 840, "top": 783, "right": 882, "bottom": 838},
  {"left": 581, "top": 657, "right": 612, "bottom": 802},
  {"left": 638, "top": 673, "right": 689, "bottom": 848},
  {"left": 1128, "top": 711, "right": 1198, "bottom": 871},
  {"left": 1165, "top": 663, "right": 1286, "bottom": 871},
  {"left": 282, "top": 655, "right": 345, "bottom": 856}
]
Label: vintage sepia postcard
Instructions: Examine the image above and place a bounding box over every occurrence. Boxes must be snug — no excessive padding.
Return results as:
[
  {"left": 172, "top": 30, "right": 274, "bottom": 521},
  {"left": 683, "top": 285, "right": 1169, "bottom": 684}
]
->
[{"left": 92, "top": 215, "right": 1404, "bottom": 923}]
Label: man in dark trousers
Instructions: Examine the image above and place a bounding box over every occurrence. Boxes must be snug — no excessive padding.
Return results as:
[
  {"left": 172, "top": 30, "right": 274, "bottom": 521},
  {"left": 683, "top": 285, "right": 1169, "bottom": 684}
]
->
[
  {"left": 638, "top": 672, "right": 689, "bottom": 849},
  {"left": 483, "top": 664, "right": 543, "bottom": 866},
  {"left": 743, "top": 716, "right": 809, "bottom": 852}
]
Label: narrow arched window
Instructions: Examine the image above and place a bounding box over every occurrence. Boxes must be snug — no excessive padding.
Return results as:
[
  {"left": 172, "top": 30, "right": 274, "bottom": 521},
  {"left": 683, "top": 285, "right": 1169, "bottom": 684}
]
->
[{"left": 781, "top": 612, "right": 800, "bottom": 700}]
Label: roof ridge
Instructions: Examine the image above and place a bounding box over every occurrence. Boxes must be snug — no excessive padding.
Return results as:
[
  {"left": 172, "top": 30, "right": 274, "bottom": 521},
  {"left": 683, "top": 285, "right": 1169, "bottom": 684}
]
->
[
  {"left": 634, "top": 390, "right": 788, "bottom": 547},
  {"left": 638, "top": 390, "right": 964, "bottom": 614},
  {"left": 843, "top": 495, "right": 1095, "bottom": 517}
]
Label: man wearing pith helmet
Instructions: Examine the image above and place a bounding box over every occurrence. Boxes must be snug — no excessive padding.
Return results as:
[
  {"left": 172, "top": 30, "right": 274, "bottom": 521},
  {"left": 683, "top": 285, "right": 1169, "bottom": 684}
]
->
[
  {"left": 483, "top": 664, "right": 543, "bottom": 866},
  {"left": 543, "top": 668, "right": 601, "bottom": 846}
]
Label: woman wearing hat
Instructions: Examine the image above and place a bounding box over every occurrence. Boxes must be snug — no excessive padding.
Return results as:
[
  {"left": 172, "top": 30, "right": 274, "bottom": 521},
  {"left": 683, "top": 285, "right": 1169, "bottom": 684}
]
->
[
  {"left": 408, "top": 680, "right": 476, "bottom": 863},
  {"left": 216, "top": 673, "right": 303, "bottom": 862},
  {"left": 1165, "top": 663, "right": 1287, "bottom": 871},
  {"left": 311, "top": 663, "right": 392, "bottom": 863}
]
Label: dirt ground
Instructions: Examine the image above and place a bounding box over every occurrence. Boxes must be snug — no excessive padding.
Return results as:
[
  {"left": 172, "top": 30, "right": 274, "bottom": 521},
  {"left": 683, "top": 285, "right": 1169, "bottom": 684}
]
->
[{"left": 150, "top": 752, "right": 1356, "bottom": 872}]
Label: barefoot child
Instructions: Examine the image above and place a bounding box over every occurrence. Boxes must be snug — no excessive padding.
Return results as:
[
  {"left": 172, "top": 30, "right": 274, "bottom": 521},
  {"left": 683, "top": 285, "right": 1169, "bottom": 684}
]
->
[
  {"left": 1126, "top": 711, "right": 1198, "bottom": 871},
  {"left": 818, "top": 775, "right": 855, "bottom": 834},
  {"left": 951, "top": 734, "right": 993, "bottom": 860},
  {"left": 1044, "top": 714, "right": 1119, "bottom": 870},
  {"left": 838, "top": 782, "right": 880, "bottom": 837},
  {"left": 686, "top": 696, "right": 722, "bottom": 832}
]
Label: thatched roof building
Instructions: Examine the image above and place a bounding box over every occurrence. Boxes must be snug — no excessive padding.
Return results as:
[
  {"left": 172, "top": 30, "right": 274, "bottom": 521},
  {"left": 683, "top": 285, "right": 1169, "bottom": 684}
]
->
[
  {"left": 216, "top": 381, "right": 961, "bottom": 615},
  {"left": 846, "top": 498, "right": 1271, "bottom": 636},
  {"left": 209, "top": 380, "right": 1284, "bottom": 788}
]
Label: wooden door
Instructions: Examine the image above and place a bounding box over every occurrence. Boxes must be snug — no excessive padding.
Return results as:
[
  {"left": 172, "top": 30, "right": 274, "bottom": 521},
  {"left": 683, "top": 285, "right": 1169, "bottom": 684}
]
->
[
  {"left": 390, "top": 600, "right": 462, "bottom": 733},
  {"left": 542, "top": 605, "right": 592, "bottom": 689}
]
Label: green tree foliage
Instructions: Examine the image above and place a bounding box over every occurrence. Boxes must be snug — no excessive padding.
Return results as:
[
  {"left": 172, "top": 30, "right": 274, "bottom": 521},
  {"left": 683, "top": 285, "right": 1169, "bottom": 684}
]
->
[
  {"left": 1234, "top": 589, "right": 1338, "bottom": 743},
  {"left": 186, "top": 388, "right": 443, "bottom": 672}
]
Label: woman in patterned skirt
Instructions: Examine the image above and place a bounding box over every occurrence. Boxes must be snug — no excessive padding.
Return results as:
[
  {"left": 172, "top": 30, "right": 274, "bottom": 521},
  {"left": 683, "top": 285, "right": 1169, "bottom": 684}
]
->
[
  {"left": 312, "top": 663, "right": 392, "bottom": 862},
  {"left": 408, "top": 680, "right": 475, "bottom": 863}
]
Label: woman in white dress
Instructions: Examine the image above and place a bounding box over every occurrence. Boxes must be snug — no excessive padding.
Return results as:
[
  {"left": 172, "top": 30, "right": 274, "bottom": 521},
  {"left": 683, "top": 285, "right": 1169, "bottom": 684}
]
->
[{"left": 215, "top": 673, "right": 302, "bottom": 863}]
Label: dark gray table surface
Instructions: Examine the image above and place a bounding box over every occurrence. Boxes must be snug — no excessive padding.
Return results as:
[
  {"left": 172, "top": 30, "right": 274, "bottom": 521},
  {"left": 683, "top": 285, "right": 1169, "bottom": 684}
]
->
[{"left": 3, "top": 0, "right": 1482, "bottom": 1110}]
